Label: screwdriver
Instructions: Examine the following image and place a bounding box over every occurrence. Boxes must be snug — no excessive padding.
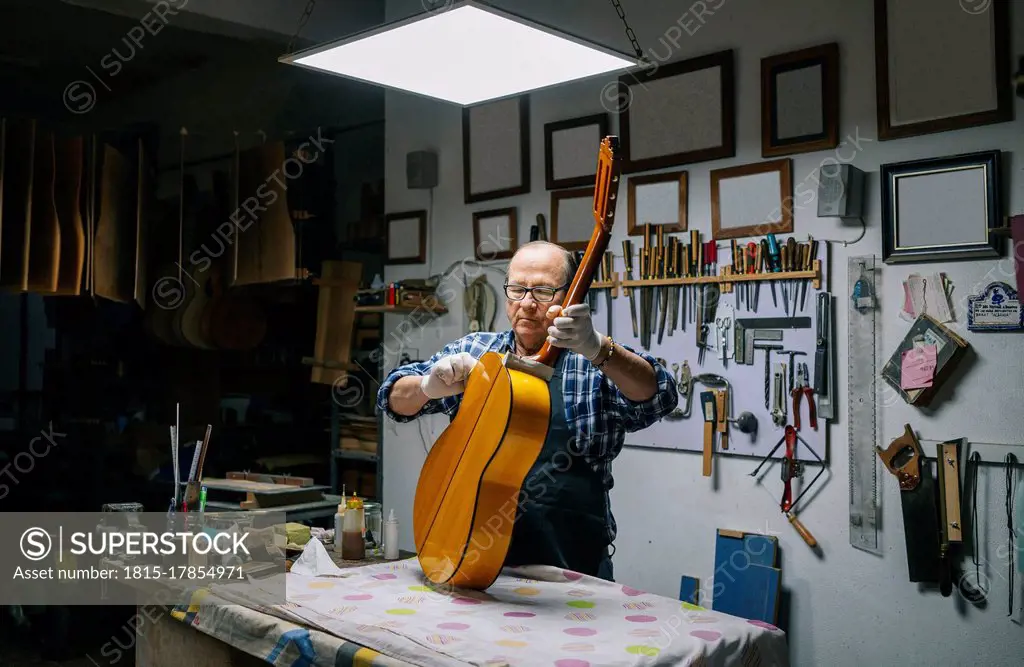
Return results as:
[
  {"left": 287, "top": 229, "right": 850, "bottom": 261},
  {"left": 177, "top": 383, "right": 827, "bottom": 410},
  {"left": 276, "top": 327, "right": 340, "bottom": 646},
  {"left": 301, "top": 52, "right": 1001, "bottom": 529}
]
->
[
  {"left": 765, "top": 235, "right": 781, "bottom": 309},
  {"left": 785, "top": 237, "right": 798, "bottom": 315},
  {"left": 747, "top": 241, "right": 759, "bottom": 312}
]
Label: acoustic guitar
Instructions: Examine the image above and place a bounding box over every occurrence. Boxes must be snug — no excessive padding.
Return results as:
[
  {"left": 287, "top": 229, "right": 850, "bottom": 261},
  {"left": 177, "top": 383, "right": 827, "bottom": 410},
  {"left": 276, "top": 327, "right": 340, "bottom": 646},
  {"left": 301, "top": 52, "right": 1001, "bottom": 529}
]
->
[{"left": 413, "top": 136, "right": 623, "bottom": 590}]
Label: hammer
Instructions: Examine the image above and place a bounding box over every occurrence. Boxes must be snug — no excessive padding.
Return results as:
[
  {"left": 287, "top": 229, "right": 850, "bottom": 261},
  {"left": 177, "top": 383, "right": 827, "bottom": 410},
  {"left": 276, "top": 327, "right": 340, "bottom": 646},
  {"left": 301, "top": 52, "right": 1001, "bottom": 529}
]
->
[
  {"left": 777, "top": 350, "right": 807, "bottom": 394},
  {"left": 753, "top": 343, "right": 783, "bottom": 410}
]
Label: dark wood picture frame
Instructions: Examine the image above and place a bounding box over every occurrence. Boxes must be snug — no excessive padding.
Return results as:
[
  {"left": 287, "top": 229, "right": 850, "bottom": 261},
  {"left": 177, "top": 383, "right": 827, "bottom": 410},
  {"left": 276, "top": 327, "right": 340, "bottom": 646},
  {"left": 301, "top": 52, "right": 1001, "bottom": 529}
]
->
[
  {"left": 550, "top": 187, "right": 594, "bottom": 252},
  {"left": 618, "top": 49, "right": 735, "bottom": 174},
  {"left": 761, "top": 42, "right": 839, "bottom": 157},
  {"left": 543, "top": 113, "right": 608, "bottom": 190},
  {"left": 710, "top": 159, "right": 793, "bottom": 240},
  {"left": 880, "top": 150, "right": 1002, "bottom": 264},
  {"left": 874, "top": 0, "right": 1012, "bottom": 141},
  {"left": 462, "top": 95, "right": 530, "bottom": 204},
  {"left": 472, "top": 206, "right": 518, "bottom": 261},
  {"left": 384, "top": 210, "right": 427, "bottom": 265},
  {"left": 626, "top": 170, "right": 687, "bottom": 236}
]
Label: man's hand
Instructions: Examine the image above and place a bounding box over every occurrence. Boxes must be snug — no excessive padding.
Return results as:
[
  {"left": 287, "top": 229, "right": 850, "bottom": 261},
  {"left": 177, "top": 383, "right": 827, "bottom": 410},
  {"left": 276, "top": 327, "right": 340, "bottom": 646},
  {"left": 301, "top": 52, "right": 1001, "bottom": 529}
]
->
[
  {"left": 546, "top": 303, "right": 605, "bottom": 361},
  {"left": 420, "top": 352, "right": 478, "bottom": 400}
]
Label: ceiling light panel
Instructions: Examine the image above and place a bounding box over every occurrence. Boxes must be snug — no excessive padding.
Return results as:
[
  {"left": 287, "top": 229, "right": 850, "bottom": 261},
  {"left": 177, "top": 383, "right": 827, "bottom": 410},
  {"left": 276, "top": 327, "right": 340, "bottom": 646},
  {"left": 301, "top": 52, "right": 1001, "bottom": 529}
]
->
[{"left": 283, "top": 2, "right": 636, "bottom": 106}]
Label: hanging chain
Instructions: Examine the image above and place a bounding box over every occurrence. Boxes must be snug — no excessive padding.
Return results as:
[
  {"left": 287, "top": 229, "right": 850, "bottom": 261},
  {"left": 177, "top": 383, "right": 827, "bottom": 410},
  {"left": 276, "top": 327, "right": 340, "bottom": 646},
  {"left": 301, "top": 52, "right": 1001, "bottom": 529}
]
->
[
  {"left": 610, "top": 0, "right": 644, "bottom": 62},
  {"left": 287, "top": 0, "right": 318, "bottom": 54}
]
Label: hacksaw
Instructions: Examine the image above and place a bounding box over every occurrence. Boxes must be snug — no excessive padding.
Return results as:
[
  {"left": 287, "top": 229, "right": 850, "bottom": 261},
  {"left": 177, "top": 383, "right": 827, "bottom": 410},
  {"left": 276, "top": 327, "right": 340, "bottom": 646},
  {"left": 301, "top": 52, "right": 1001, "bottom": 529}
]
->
[{"left": 848, "top": 256, "right": 881, "bottom": 555}]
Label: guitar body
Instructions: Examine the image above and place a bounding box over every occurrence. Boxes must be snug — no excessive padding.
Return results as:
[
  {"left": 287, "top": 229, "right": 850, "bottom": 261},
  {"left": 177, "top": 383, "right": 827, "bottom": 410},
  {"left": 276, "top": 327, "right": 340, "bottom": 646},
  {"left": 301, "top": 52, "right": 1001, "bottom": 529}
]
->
[
  {"left": 414, "top": 351, "right": 550, "bottom": 589},
  {"left": 413, "top": 136, "right": 622, "bottom": 590}
]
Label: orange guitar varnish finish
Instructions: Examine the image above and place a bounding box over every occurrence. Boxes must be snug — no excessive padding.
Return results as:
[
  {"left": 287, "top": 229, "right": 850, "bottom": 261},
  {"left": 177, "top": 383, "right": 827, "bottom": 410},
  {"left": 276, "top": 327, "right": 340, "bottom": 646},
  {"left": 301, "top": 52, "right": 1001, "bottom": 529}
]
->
[{"left": 413, "top": 136, "right": 623, "bottom": 590}]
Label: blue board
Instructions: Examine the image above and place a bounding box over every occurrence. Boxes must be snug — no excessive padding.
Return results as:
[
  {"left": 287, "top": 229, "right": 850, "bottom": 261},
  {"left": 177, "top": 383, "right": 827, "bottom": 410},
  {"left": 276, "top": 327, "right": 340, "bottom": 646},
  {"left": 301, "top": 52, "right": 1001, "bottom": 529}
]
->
[{"left": 711, "top": 529, "right": 781, "bottom": 624}]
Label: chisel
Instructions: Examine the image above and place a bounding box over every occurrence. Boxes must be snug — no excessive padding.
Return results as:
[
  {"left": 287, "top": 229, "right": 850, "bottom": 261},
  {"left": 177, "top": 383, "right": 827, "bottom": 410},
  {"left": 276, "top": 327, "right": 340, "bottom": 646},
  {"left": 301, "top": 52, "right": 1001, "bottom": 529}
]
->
[
  {"left": 622, "top": 239, "right": 638, "bottom": 338},
  {"left": 602, "top": 250, "right": 614, "bottom": 337}
]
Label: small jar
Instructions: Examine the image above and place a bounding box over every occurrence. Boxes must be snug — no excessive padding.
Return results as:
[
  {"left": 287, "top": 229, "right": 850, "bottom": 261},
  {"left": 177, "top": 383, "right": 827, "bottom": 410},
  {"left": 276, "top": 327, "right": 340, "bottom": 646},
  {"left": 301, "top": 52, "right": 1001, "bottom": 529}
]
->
[{"left": 363, "top": 503, "right": 382, "bottom": 556}]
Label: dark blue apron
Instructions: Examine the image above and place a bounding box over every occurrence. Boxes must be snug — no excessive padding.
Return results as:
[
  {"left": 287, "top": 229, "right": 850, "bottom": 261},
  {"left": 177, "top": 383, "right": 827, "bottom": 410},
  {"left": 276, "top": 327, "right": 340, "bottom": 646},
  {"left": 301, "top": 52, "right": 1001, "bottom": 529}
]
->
[{"left": 503, "top": 364, "right": 613, "bottom": 580}]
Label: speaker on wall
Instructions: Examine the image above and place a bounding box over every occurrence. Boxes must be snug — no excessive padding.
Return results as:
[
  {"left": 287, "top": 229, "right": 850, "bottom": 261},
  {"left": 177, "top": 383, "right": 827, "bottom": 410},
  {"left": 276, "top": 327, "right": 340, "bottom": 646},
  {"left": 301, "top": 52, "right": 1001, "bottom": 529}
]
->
[
  {"left": 817, "top": 164, "right": 864, "bottom": 218},
  {"left": 407, "top": 150, "right": 438, "bottom": 189}
]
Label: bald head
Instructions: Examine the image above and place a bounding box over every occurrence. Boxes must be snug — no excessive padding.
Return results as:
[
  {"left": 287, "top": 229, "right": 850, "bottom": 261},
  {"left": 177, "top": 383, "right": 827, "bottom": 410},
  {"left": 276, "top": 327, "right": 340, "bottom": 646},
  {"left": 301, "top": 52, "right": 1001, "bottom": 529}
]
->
[{"left": 507, "top": 241, "right": 577, "bottom": 285}]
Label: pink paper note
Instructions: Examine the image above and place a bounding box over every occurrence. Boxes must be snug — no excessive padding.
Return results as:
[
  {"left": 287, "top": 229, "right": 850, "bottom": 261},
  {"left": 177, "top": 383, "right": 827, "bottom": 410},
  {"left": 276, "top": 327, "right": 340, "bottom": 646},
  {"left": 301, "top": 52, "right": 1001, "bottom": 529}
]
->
[{"left": 901, "top": 345, "right": 937, "bottom": 390}]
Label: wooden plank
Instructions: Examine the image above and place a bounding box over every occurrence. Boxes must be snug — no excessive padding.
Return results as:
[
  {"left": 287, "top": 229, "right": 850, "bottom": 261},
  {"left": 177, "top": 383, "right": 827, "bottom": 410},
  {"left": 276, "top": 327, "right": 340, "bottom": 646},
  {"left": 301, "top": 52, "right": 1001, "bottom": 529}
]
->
[
  {"left": 201, "top": 478, "right": 327, "bottom": 495},
  {"left": 53, "top": 135, "right": 85, "bottom": 295},
  {"left": 225, "top": 471, "right": 315, "bottom": 487},
  {"left": 26, "top": 128, "right": 60, "bottom": 293},
  {"left": 312, "top": 260, "right": 361, "bottom": 385},
  {"left": 93, "top": 143, "right": 134, "bottom": 302},
  {"left": 0, "top": 117, "right": 35, "bottom": 291}
]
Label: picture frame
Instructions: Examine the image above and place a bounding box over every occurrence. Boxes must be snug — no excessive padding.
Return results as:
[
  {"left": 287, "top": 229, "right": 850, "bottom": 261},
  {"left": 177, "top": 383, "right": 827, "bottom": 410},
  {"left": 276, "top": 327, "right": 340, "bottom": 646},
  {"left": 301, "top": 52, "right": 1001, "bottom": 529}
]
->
[
  {"left": 874, "top": 0, "right": 1012, "bottom": 141},
  {"left": 710, "top": 159, "right": 793, "bottom": 240},
  {"left": 463, "top": 95, "right": 530, "bottom": 203},
  {"left": 626, "top": 170, "right": 688, "bottom": 236},
  {"left": 472, "top": 207, "right": 518, "bottom": 261},
  {"left": 543, "top": 113, "right": 608, "bottom": 190},
  {"left": 618, "top": 49, "right": 735, "bottom": 174},
  {"left": 761, "top": 42, "right": 839, "bottom": 157},
  {"left": 384, "top": 210, "right": 427, "bottom": 265},
  {"left": 550, "top": 187, "right": 595, "bottom": 252},
  {"left": 880, "top": 150, "right": 1002, "bottom": 264}
]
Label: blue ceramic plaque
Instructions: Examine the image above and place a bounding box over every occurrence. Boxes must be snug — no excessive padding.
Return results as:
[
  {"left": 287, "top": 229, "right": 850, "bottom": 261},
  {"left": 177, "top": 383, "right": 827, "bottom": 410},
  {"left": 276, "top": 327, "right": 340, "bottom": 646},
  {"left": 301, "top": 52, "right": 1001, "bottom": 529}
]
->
[{"left": 967, "top": 282, "right": 1023, "bottom": 332}]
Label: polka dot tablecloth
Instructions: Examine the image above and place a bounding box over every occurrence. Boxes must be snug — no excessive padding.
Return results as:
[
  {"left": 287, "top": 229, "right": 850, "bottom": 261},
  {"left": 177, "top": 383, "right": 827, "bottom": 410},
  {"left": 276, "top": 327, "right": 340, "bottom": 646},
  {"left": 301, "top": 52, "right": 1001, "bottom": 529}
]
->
[{"left": 279, "top": 555, "right": 789, "bottom": 667}]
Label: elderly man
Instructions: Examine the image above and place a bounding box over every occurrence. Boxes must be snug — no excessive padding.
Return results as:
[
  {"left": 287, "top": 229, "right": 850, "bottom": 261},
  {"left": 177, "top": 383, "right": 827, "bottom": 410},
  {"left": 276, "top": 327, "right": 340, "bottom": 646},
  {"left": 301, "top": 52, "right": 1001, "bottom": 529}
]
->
[{"left": 376, "top": 240, "right": 678, "bottom": 581}]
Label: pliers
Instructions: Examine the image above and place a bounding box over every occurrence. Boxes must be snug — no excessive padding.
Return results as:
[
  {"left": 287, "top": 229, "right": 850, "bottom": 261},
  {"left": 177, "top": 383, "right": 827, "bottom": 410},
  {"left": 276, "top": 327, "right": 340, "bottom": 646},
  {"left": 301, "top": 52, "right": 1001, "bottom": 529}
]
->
[{"left": 791, "top": 362, "right": 816, "bottom": 431}]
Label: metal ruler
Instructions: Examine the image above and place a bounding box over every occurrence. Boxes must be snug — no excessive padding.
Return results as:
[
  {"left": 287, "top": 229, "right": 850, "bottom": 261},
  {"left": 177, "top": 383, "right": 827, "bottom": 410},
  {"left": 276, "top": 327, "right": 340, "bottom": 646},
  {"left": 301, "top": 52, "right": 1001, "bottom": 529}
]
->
[{"left": 848, "top": 256, "right": 881, "bottom": 554}]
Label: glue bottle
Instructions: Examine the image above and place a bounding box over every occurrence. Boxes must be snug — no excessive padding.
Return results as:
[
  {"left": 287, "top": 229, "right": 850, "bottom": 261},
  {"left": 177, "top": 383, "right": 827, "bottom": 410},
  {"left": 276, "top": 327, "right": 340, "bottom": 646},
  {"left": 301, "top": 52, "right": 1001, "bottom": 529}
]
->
[{"left": 384, "top": 509, "right": 399, "bottom": 560}]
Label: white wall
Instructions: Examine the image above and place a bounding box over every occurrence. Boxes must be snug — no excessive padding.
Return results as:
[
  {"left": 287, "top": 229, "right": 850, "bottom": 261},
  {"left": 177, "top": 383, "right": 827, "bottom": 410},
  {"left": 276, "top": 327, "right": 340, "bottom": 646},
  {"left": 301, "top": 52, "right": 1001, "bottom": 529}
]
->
[{"left": 381, "top": 1, "right": 1024, "bottom": 665}]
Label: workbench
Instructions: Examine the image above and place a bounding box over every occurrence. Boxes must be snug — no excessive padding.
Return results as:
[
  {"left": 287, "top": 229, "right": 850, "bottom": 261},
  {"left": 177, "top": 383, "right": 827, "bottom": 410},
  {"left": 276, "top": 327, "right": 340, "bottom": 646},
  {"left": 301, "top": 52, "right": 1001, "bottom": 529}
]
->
[
  {"left": 129, "top": 543, "right": 789, "bottom": 666},
  {"left": 133, "top": 548, "right": 417, "bottom": 667}
]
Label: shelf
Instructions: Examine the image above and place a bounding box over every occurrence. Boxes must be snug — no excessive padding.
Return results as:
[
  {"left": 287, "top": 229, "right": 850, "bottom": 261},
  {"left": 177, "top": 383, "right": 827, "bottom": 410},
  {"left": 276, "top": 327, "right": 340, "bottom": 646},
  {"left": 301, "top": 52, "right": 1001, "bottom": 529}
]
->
[
  {"left": 354, "top": 304, "right": 448, "bottom": 315},
  {"left": 334, "top": 449, "right": 378, "bottom": 462},
  {"left": 621, "top": 261, "right": 821, "bottom": 291}
]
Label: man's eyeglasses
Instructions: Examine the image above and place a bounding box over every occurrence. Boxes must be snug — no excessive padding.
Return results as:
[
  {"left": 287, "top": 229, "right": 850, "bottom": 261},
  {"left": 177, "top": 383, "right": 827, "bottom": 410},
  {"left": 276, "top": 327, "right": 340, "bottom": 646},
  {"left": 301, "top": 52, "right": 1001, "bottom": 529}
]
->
[{"left": 503, "top": 283, "right": 568, "bottom": 303}]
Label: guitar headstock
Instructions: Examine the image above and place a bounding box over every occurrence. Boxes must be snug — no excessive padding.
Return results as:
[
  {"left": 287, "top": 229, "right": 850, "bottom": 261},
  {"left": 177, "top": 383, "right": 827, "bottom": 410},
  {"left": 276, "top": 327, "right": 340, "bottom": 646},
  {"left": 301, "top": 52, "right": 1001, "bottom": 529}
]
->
[{"left": 592, "top": 136, "right": 622, "bottom": 233}]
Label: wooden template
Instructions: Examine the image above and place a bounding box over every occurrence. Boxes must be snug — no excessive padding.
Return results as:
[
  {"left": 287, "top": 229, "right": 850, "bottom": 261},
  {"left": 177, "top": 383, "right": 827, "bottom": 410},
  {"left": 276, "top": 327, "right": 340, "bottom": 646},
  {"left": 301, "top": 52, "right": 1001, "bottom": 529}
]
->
[
  {"left": 0, "top": 117, "right": 34, "bottom": 291},
  {"left": 472, "top": 206, "right": 518, "bottom": 261},
  {"left": 550, "top": 187, "right": 595, "bottom": 252},
  {"left": 874, "top": 0, "right": 1012, "bottom": 140},
  {"left": 26, "top": 128, "right": 59, "bottom": 293},
  {"left": 463, "top": 95, "right": 530, "bottom": 203},
  {"left": 619, "top": 50, "right": 735, "bottom": 173},
  {"left": 385, "top": 210, "right": 427, "bottom": 265},
  {"left": 544, "top": 113, "right": 608, "bottom": 190},
  {"left": 761, "top": 42, "right": 839, "bottom": 157},
  {"left": 711, "top": 159, "right": 793, "bottom": 240},
  {"left": 53, "top": 135, "right": 85, "bottom": 295},
  {"left": 311, "top": 260, "right": 362, "bottom": 386},
  {"left": 626, "top": 170, "right": 687, "bottom": 235}
]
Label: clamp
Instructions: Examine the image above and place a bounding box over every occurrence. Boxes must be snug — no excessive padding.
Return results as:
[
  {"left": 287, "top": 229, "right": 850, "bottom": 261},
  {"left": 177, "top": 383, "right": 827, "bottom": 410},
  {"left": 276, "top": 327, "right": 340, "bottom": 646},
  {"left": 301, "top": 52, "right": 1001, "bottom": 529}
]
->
[{"left": 791, "top": 362, "right": 816, "bottom": 431}]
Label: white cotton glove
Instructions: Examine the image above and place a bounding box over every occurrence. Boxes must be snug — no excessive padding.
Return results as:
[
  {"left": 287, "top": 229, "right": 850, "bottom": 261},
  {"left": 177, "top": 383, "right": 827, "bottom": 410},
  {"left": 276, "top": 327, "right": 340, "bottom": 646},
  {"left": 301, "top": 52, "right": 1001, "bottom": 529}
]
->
[
  {"left": 420, "top": 352, "right": 478, "bottom": 400},
  {"left": 546, "top": 303, "right": 605, "bottom": 361}
]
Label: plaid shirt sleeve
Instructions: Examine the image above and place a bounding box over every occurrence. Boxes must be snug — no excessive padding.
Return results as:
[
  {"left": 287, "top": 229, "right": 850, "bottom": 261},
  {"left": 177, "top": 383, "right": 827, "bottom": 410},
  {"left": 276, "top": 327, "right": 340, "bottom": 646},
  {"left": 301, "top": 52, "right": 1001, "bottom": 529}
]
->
[
  {"left": 605, "top": 343, "right": 678, "bottom": 432},
  {"left": 375, "top": 340, "right": 466, "bottom": 423}
]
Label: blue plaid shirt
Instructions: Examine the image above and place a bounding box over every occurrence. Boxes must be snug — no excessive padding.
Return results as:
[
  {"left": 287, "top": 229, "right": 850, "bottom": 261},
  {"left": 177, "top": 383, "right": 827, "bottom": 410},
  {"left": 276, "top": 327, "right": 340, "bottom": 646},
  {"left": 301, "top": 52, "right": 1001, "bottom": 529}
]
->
[{"left": 375, "top": 330, "right": 678, "bottom": 543}]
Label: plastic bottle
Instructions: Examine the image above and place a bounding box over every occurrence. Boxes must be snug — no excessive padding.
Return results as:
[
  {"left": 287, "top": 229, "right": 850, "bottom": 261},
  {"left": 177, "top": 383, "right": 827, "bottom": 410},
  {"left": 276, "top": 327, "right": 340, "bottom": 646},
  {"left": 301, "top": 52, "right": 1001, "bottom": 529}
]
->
[
  {"left": 384, "top": 509, "right": 399, "bottom": 560},
  {"left": 334, "top": 502, "right": 346, "bottom": 554}
]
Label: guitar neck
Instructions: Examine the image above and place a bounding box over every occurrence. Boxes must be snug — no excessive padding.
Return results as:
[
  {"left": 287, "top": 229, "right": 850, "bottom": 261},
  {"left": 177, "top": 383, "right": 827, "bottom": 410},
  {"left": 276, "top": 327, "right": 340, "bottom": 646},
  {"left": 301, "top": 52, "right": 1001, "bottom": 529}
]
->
[{"left": 534, "top": 137, "right": 620, "bottom": 368}]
